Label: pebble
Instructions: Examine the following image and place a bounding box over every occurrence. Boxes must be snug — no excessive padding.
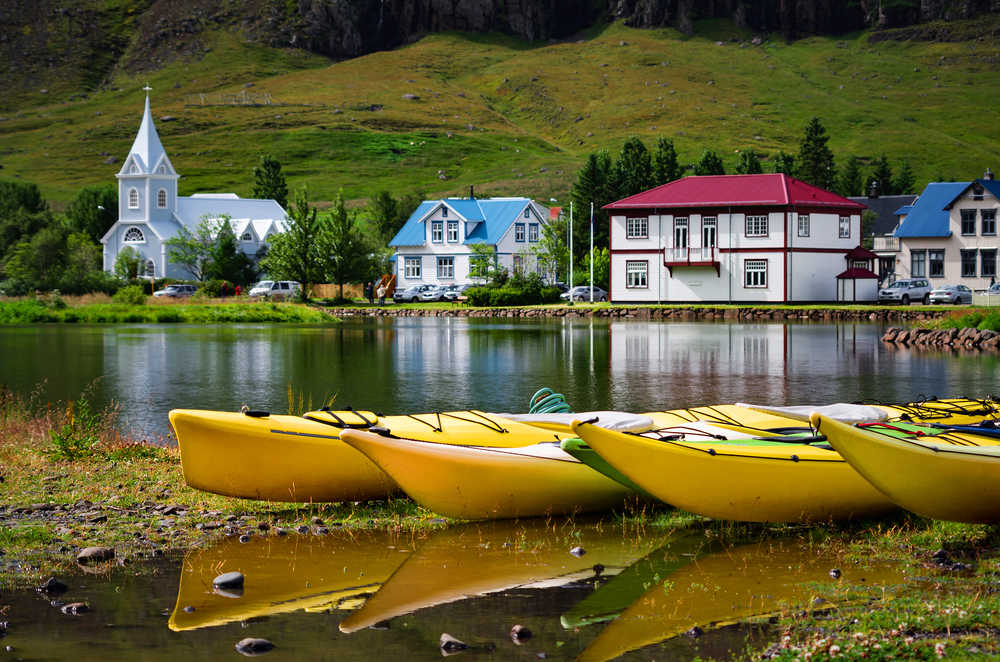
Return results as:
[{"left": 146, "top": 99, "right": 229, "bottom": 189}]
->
[
  {"left": 829, "top": 568, "right": 842, "bottom": 579},
  {"left": 685, "top": 625, "right": 703, "bottom": 638},
  {"left": 440, "top": 633, "right": 467, "bottom": 652},
  {"left": 295, "top": 525, "right": 309, "bottom": 534},
  {"left": 213, "top": 571, "right": 244, "bottom": 589},
  {"left": 76, "top": 546, "right": 114, "bottom": 564},
  {"left": 61, "top": 602, "right": 89, "bottom": 615},
  {"left": 239, "top": 534, "right": 252, "bottom": 543},
  {"left": 183, "top": 605, "right": 195, "bottom": 613},
  {"left": 235, "top": 637, "right": 274, "bottom": 655},
  {"left": 39, "top": 577, "right": 68, "bottom": 594},
  {"left": 510, "top": 624, "right": 532, "bottom": 642},
  {"left": 570, "top": 546, "right": 586, "bottom": 557}
]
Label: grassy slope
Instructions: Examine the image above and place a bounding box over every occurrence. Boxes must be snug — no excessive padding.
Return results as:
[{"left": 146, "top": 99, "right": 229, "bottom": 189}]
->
[{"left": 1, "top": 18, "right": 998, "bottom": 209}]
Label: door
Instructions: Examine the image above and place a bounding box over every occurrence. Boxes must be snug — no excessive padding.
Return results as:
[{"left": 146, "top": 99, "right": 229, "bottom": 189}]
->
[
  {"left": 673, "top": 218, "right": 688, "bottom": 260},
  {"left": 701, "top": 218, "right": 717, "bottom": 260}
]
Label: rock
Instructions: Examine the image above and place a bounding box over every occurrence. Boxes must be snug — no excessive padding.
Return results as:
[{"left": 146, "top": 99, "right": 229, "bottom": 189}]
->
[
  {"left": 314, "top": 527, "right": 329, "bottom": 535},
  {"left": 685, "top": 625, "right": 704, "bottom": 638},
  {"left": 570, "top": 546, "right": 586, "bottom": 557},
  {"left": 77, "top": 546, "right": 114, "bottom": 564},
  {"left": 239, "top": 534, "right": 251, "bottom": 543},
  {"left": 932, "top": 548, "right": 950, "bottom": 562},
  {"left": 213, "top": 571, "right": 244, "bottom": 589},
  {"left": 295, "top": 525, "right": 309, "bottom": 534},
  {"left": 39, "top": 577, "right": 68, "bottom": 594},
  {"left": 183, "top": 605, "right": 195, "bottom": 613},
  {"left": 103, "top": 156, "right": 118, "bottom": 165},
  {"left": 311, "top": 516, "right": 323, "bottom": 525},
  {"left": 274, "top": 527, "right": 288, "bottom": 536},
  {"left": 440, "top": 633, "right": 468, "bottom": 653},
  {"left": 510, "top": 624, "right": 532, "bottom": 642},
  {"left": 235, "top": 637, "right": 274, "bottom": 656},
  {"left": 159, "top": 115, "right": 176, "bottom": 122},
  {"left": 257, "top": 522, "right": 270, "bottom": 531},
  {"left": 829, "top": 568, "right": 842, "bottom": 579},
  {"left": 61, "top": 602, "right": 89, "bottom": 615},
  {"left": 402, "top": 93, "right": 419, "bottom": 100}
]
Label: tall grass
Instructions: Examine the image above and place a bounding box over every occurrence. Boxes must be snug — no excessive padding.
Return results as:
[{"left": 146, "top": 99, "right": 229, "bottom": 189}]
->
[
  {"left": 936, "top": 310, "right": 1000, "bottom": 331},
  {"left": 0, "top": 300, "right": 337, "bottom": 324}
]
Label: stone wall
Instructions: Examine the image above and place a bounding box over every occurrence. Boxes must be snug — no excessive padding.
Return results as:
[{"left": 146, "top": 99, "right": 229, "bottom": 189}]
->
[{"left": 881, "top": 326, "right": 1000, "bottom": 350}]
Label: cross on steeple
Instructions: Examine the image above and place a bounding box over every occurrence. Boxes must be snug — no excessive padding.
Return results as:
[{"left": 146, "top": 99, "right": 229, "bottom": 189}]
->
[{"left": 143, "top": 83, "right": 152, "bottom": 94}]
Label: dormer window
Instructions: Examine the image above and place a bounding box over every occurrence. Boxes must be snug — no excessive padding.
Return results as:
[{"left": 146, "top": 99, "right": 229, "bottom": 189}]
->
[
  {"left": 123, "top": 227, "right": 145, "bottom": 243},
  {"left": 130, "top": 164, "right": 139, "bottom": 175},
  {"left": 241, "top": 231, "right": 253, "bottom": 241},
  {"left": 524, "top": 208, "right": 531, "bottom": 219},
  {"left": 157, "top": 165, "right": 166, "bottom": 174},
  {"left": 157, "top": 189, "right": 167, "bottom": 208},
  {"left": 128, "top": 188, "right": 139, "bottom": 209},
  {"left": 972, "top": 183, "right": 985, "bottom": 201},
  {"left": 441, "top": 207, "right": 448, "bottom": 218}
]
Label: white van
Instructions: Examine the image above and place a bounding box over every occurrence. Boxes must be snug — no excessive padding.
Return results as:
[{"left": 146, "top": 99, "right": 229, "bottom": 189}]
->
[{"left": 249, "top": 280, "right": 302, "bottom": 299}]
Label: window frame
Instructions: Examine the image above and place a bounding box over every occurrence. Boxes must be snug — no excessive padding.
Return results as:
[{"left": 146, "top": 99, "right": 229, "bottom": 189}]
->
[
  {"left": 128, "top": 188, "right": 139, "bottom": 209},
  {"left": 838, "top": 216, "right": 851, "bottom": 239},
  {"left": 528, "top": 223, "right": 539, "bottom": 242},
  {"left": 928, "top": 249, "right": 945, "bottom": 278},
  {"left": 911, "top": 250, "right": 926, "bottom": 278},
  {"left": 240, "top": 231, "right": 253, "bottom": 241},
  {"left": 982, "top": 209, "right": 997, "bottom": 236},
  {"left": 626, "top": 217, "right": 648, "bottom": 239},
  {"left": 523, "top": 207, "right": 531, "bottom": 219},
  {"left": 981, "top": 249, "right": 997, "bottom": 278},
  {"left": 156, "top": 189, "right": 167, "bottom": 209},
  {"left": 437, "top": 256, "right": 454, "bottom": 279},
  {"left": 404, "top": 256, "right": 421, "bottom": 279},
  {"left": 123, "top": 227, "right": 145, "bottom": 243},
  {"left": 625, "top": 260, "right": 648, "bottom": 289},
  {"left": 960, "top": 249, "right": 978, "bottom": 278},
  {"left": 744, "top": 259, "right": 768, "bottom": 288},
  {"left": 514, "top": 223, "right": 525, "bottom": 243},
  {"left": 431, "top": 221, "right": 443, "bottom": 243},
  {"left": 446, "top": 220, "right": 459, "bottom": 243},
  {"left": 745, "top": 215, "right": 768, "bottom": 238},
  {"left": 960, "top": 209, "right": 977, "bottom": 236},
  {"left": 797, "top": 214, "right": 810, "bottom": 238}
]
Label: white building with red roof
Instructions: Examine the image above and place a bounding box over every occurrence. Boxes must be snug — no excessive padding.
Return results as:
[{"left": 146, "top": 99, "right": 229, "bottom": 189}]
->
[{"left": 605, "top": 173, "right": 866, "bottom": 303}]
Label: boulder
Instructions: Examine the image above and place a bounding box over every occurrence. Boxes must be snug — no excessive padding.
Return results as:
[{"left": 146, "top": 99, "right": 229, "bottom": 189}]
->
[{"left": 76, "top": 546, "right": 114, "bottom": 564}]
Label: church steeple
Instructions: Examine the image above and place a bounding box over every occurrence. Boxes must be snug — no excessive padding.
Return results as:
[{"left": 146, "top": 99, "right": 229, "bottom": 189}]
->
[
  {"left": 123, "top": 87, "right": 170, "bottom": 174},
  {"left": 116, "top": 88, "right": 179, "bottom": 226}
]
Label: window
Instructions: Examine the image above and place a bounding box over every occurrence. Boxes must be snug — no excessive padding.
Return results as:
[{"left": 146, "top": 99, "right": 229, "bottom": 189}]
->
[
  {"left": 961, "top": 249, "right": 978, "bottom": 277},
  {"left": 744, "top": 259, "right": 767, "bottom": 288},
  {"left": 929, "top": 249, "right": 945, "bottom": 278},
  {"left": 128, "top": 188, "right": 139, "bottom": 209},
  {"left": 157, "top": 189, "right": 167, "bottom": 209},
  {"left": 441, "top": 207, "right": 448, "bottom": 218},
  {"left": 528, "top": 224, "right": 539, "bottom": 242},
  {"left": 673, "top": 218, "right": 688, "bottom": 259},
  {"left": 982, "top": 249, "right": 997, "bottom": 278},
  {"left": 240, "top": 231, "right": 253, "bottom": 241},
  {"left": 437, "top": 256, "right": 454, "bottom": 279},
  {"left": 626, "top": 261, "right": 648, "bottom": 288},
  {"left": 524, "top": 208, "right": 531, "bottom": 219},
  {"left": 961, "top": 209, "right": 977, "bottom": 235},
  {"left": 515, "top": 223, "right": 525, "bottom": 242},
  {"left": 431, "top": 221, "right": 443, "bottom": 243},
  {"left": 404, "top": 256, "right": 421, "bottom": 279},
  {"left": 839, "top": 216, "right": 850, "bottom": 239},
  {"left": 123, "top": 227, "right": 144, "bottom": 243},
  {"left": 626, "top": 217, "right": 648, "bottom": 239},
  {"left": 911, "top": 250, "right": 926, "bottom": 277},
  {"left": 972, "top": 183, "right": 985, "bottom": 201},
  {"left": 447, "top": 221, "right": 459, "bottom": 243},
  {"left": 141, "top": 259, "right": 155, "bottom": 278},
  {"left": 745, "top": 215, "right": 768, "bottom": 237},
  {"left": 512, "top": 255, "right": 524, "bottom": 274},
  {"left": 797, "top": 214, "right": 810, "bottom": 237},
  {"left": 982, "top": 209, "right": 997, "bottom": 235},
  {"left": 852, "top": 260, "right": 869, "bottom": 269}
]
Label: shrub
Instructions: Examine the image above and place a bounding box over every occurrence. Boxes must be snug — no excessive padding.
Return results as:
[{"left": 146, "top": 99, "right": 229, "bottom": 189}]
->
[
  {"left": 200, "top": 279, "right": 233, "bottom": 297},
  {"left": 47, "top": 397, "right": 103, "bottom": 461},
  {"left": 112, "top": 284, "right": 147, "bottom": 305}
]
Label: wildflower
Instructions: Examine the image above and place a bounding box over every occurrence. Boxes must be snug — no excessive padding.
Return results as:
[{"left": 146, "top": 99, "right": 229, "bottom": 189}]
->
[
  {"left": 829, "top": 644, "right": 841, "bottom": 655},
  {"left": 935, "top": 642, "right": 946, "bottom": 658}
]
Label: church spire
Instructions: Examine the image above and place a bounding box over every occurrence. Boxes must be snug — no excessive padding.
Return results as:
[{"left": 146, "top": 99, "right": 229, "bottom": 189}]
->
[{"left": 125, "top": 85, "right": 168, "bottom": 173}]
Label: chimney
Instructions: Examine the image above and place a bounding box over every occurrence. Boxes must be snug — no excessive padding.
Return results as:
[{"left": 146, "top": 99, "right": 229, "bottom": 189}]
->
[
  {"left": 868, "top": 179, "right": 880, "bottom": 199},
  {"left": 985, "top": 167, "right": 995, "bottom": 181},
  {"left": 469, "top": 185, "right": 475, "bottom": 199}
]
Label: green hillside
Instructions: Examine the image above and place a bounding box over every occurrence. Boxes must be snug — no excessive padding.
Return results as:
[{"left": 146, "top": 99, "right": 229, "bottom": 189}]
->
[{"left": 2, "top": 18, "right": 999, "bottom": 209}]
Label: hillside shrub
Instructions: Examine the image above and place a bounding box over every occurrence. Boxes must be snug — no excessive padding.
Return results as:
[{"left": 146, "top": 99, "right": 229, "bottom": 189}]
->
[{"left": 112, "top": 285, "right": 147, "bottom": 305}]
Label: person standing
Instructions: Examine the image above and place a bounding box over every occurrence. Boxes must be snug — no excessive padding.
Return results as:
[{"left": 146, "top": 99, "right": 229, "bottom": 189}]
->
[
  {"left": 376, "top": 282, "right": 386, "bottom": 306},
  {"left": 365, "top": 281, "right": 374, "bottom": 305}
]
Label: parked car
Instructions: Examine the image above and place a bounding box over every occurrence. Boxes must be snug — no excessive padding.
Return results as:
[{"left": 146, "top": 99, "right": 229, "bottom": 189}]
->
[
  {"left": 560, "top": 286, "right": 609, "bottom": 302},
  {"left": 929, "top": 284, "right": 973, "bottom": 305},
  {"left": 442, "top": 283, "right": 476, "bottom": 301},
  {"left": 877, "top": 278, "right": 932, "bottom": 305},
  {"left": 152, "top": 284, "right": 197, "bottom": 298},
  {"left": 419, "top": 285, "right": 446, "bottom": 302},
  {"left": 248, "top": 280, "right": 301, "bottom": 299},
  {"left": 988, "top": 283, "right": 1000, "bottom": 296},
  {"left": 393, "top": 284, "right": 437, "bottom": 303}
]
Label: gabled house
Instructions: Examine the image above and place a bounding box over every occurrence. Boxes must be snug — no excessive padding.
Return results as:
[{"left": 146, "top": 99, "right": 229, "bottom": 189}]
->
[
  {"left": 891, "top": 170, "right": 998, "bottom": 288},
  {"left": 101, "top": 93, "right": 288, "bottom": 279},
  {"left": 390, "top": 194, "right": 549, "bottom": 286},
  {"left": 605, "top": 173, "right": 866, "bottom": 303}
]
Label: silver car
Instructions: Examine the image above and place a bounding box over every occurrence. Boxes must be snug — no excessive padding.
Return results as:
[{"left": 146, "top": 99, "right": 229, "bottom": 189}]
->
[
  {"left": 877, "top": 278, "right": 932, "bottom": 305},
  {"left": 929, "top": 284, "right": 973, "bottom": 305},
  {"left": 560, "top": 286, "right": 608, "bottom": 302}
]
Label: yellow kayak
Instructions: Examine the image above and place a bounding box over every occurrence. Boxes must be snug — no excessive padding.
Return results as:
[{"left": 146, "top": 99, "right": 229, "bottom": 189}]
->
[
  {"left": 169, "top": 408, "right": 564, "bottom": 503},
  {"left": 168, "top": 529, "right": 415, "bottom": 631},
  {"left": 339, "top": 519, "right": 670, "bottom": 634},
  {"left": 573, "top": 539, "right": 907, "bottom": 662},
  {"left": 813, "top": 413, "right": 1000, "bottom": 523},
  {"left": 339, "top": 428, "right": 635, "bottom": 520},
  {"left": 571, "top": 420, "right": 896, "bottom": 522}
]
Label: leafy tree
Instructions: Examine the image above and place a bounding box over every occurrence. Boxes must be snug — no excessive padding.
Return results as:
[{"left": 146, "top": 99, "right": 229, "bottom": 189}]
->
[
  {"left": 893, "top": 160, "right": 916, "bottom": 194},
  {"left": 796, "top": 118, "right": 836, "bottom": 190},
  {"left": 323, "top": 191, "right": 373, "bottom": 299},
  {"left": 61, "top": 232, "right": 102, "bottom": 289},
  {"left": 0, "top": 180, "right": 50, "bottom": 261},
  {"left": 164, "top": 216, "right": 218, "bottom": 281},
  {"left": 468, "top": 243, "right": 498, "bottom": 283},
  {"left": 206, "top": 219, "right": 256, "bottom": 285},
  {"left": 693, "top": 150, "right": 725, "bottom": 176},
  {"left": 867, "top": 154, "right": 894, "bottom": 196},
  {"left": 260, "top": 188, "right": 326, "bottom": 296},
  {"left": 571, "top": 150, "right": 613, "bottom": 251},
  {"left": 653, "top": 137, "right": 682, "bottom": 184},
  {"left": 614, "top": 137, "right": 654, "bottom": 198},
  {"left": 251, "top": 154, "right": 288, "bottom": 209},
  {"left": 861, "top": 210, "right": 878, "bottom": 248},
  {"left": 369, "top": 190, "right": 399, "bottom": 242},
  {"left": 577, "top": 247, "right": 610, "bottom": 290},
  {"left": 114, "top": 246, "right": 142, "bottom": 280},
  {"left": 838, "top": 156, "right": 865, "bottom": 197},
  {"left": 0, "top": 180, "right": 46, "bottom": 217},
  {"left": 735, "top": 149, "right": 763, "bottom": 175},
  {"left": 537, "top": 209, "right": 569, "bottom": 284},
  {"left": 4, "top": 225, "right": 69, "bottom": 290},
  {"left": 772, "top": 151, "right": 796, "bottom": 175},
  {"left": 66, "top": 185, "right": 117, "bottom": 243}
]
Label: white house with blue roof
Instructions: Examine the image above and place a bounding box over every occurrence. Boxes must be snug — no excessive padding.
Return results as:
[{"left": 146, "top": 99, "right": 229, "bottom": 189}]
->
[
  {"left": 100, "top": 93, "right": 288, "bottom": 279},
  {"left": 389, "top": 194, "right": 550, "bottom": 286},
  {"left": 892, "top": 169, "right": 998, "bottom": 288}
]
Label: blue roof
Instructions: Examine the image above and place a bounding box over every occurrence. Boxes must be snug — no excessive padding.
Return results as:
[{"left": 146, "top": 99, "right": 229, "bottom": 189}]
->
[
  {"left": 893, "top": 182, "right": 969, "bottom": 238},
  {"left": 389, "top": 197, "right": 535, "bottom": 247}
]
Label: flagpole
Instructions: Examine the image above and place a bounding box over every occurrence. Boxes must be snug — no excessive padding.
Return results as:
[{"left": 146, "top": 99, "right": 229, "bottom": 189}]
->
[
  {"left": 569, "top": 201, "right": 574, "bottom": 306},
  {"left": 589, "top": 202, "right": 594, "bottom": 303}
]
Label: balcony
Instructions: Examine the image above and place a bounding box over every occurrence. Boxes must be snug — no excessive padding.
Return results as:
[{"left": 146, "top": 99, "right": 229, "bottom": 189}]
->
[
  {"left": 663, "top": 246, "right": 720, "bottom": 276},
  {"left": 872, "top": 236, "right": 900, "bottom": 252}
]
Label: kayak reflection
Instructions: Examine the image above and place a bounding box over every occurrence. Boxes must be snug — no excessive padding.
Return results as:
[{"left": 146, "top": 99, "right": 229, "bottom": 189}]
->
[
  {"left": 168, "top": 529, "right": 418, "bottom": 631},
  {"left": 338, "top": 519, "right": 671, "bottom": 634},
  {"left": 572, "top": 538, "right": 907, "bottom": 662}
]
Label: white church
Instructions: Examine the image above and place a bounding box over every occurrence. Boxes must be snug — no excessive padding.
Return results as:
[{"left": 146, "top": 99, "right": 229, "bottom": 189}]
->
[{"left": 101, "top": 92, "right": 288, "bottom": 278}]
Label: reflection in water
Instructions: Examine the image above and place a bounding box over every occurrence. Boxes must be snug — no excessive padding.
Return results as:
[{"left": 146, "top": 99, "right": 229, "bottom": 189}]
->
[
  {"left": 572, "top": 538, "right": 907, "bottom": 662},
  {"left": 0, "top": 319, "right": 996, "bottom": 440},
  {"left": 339, "top": 519, "right": 671, "bottom": 634}
]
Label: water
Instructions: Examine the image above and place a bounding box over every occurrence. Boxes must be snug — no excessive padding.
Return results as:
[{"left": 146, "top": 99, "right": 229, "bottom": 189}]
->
[
  {"left": 0, "top": 318, "right": 996, "bottom": 440},
  {"left": 3, "top": 521, "right": 905, "bottom": 661}
]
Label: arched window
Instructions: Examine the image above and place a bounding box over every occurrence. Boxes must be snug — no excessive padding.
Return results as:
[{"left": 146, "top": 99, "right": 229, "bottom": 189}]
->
[
  {"left": 130, "top": 164, "right": 139, "bottom": 175},
  {"left": 157, "top": 189, "right": 167, "bottom": 208},
  {"left": 128, "top": 188, "right": 139, "bottom": 209},
  {"left": 157, "top": 165, "right": 166, "bottom": 174},
  {"left": 141, "top": 259, "right": 155, "bottom": 278},
  {"left": 240, "top": 231, "right": 253, "bottom": 241},
  {"left": 123, "top": 227, "right": 145, "bottom": 243}
]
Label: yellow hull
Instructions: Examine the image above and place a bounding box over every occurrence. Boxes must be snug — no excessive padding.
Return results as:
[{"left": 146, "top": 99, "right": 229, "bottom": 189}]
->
[
  {"left": 339, "top": 519, "right": 669, "bottom": 633},
  {"left": 814, "top": 413, "right": 1000, "bottom": 523},
  {"left": 168, "top": 530, "right": 413, "bottom": 631},
  {"left": 339, "top": 429, "right": 634, "bottom": 520},
  {"left": 572, "top": 421, "right": 896, "bottom": 522},
  {"left": 169, "top": 408, "right": 564, "bottom": 503}
]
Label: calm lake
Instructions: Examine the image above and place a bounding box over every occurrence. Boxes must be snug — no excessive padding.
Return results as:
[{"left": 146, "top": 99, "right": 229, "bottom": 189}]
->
[{"left": 1, "top": 317, "right": 996, "bottom": 440}]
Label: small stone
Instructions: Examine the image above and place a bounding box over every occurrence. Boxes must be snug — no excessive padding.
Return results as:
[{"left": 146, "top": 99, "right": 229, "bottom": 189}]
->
[
  {"left": 510, "top": 624, "right": 532, "bottom": 642},
  {"left": 570, "top": 546, "right": 586, "bottom": 557},
  {"left": 235, "top": 637, "right": 274, "bottom": 656},
  {"left": 274, "top": 527, "right": 288, "bottom": 536},
  {"left": 239, "top": 534, "right": 251, "bottom": 543},
  {"left": 39, "top": 577, "right": 68, "bottom": 594},
  {"left": 295, "top": 525, "right": 309, "bottom": 534},
  {"left": 183, "top": 605, "right": 195, "bottom": 613},
  {"left": 77, "top": 546, "right": 114, "bottom": 564},
  {"left": 257, "top": 522, "right": 270, "bottom": 531},
  {"left": 440, "top": 633, "right": 468, "bottom": 653},
  {"left": 61, "top": 602, "right": 89, "bottom": 615},
  {"left": 829, "top": 568, "right": 842, "bottom": 579},
  {"left": 932, "top": 548, "right": 949, "bottom": 562},
  {"left": 314, "top": 527, "right": 329, "bottom": 535},
  {"left": 213, "top": 571, "right": 244, "bottom": 589},
  {"left": 685, "top": 625, "right": 703, "bottom": 638},
  {"left": 311, "top": 516, "right": 323, "bottom": 525}
]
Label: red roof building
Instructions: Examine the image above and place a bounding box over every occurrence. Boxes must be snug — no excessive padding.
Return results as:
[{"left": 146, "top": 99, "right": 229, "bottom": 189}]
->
[{"left": 604, "top": 174, "right": 867, "bottom": 303}]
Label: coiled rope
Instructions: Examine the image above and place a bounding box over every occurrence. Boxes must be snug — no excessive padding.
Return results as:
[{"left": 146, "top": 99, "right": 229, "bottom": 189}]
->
[{"left": 529, "top": 387, "right": 574, "bottom": 414}]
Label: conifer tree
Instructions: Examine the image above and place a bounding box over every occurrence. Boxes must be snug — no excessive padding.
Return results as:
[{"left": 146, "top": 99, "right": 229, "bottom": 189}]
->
[
  {"left": 653, "top": 137, "right": 682, "bottom": 184},
  {"left": 772, "top": 151, "right": 796, "bottom": 175},
  {"left": 613, "top": 137, "right": 654, "bottom": 197},
  {"left": 571, "top": 150, "right": 613, "bottom": 250},
  {"left": 735, "top": 149, "right": 763, "bottom": 175},
  {"left": 693, "top": 150, "right": 725, "bottom": 176},
  {"left": 251, "top": 154, "right": 289, "bottom": 209},
  {"left": 893, "top": 160, "right": 916, "bottom": 194},
  {"left": 324, "top": 191, "right": 372, "bottom": 300},
  {"left": 838, "top": 156, "right": 864, "bottom": 197},
  {"left": 796, "top": 117, "right": 836, "bottom": 190},
  {"left": 867, "top": 155, "right": 894, "bottom": 196}
]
